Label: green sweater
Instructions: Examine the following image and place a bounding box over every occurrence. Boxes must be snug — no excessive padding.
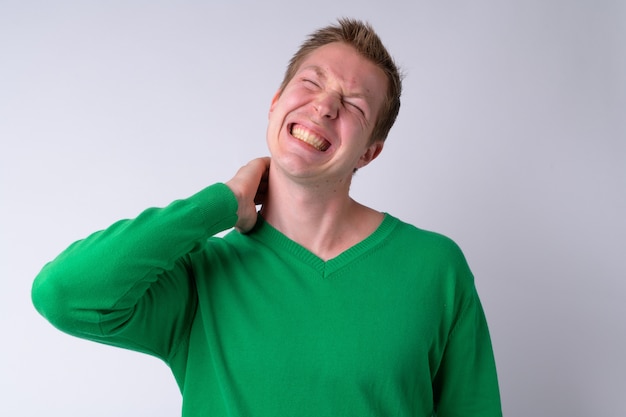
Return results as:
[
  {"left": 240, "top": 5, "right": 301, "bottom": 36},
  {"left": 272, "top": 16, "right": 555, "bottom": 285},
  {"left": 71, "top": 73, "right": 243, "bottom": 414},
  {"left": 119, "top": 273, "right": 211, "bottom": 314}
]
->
[{"left": 32, "top": 183, "right": 502, "bottom": 416}]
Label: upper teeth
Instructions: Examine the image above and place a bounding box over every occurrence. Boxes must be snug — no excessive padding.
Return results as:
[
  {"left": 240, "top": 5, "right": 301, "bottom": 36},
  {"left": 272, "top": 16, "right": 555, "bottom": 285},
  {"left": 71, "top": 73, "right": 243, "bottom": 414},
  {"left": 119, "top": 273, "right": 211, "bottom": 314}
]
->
[{"left": 291, "top": 125, "right": 330, "bottom": 151}]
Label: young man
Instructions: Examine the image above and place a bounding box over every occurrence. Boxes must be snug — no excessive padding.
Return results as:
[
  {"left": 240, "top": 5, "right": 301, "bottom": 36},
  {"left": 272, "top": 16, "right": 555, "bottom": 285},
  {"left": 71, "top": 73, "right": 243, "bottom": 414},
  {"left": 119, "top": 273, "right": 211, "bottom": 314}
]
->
[{"left": 32, "top": 19, "right": 502, "bottom": 416}]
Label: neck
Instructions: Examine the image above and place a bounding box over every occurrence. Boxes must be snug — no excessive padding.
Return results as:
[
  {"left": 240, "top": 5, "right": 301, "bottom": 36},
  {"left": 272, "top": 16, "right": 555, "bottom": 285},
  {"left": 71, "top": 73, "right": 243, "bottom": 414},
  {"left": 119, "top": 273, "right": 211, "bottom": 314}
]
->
[{"left": 260, "top": 166, "right": 383, "bottom": 260}]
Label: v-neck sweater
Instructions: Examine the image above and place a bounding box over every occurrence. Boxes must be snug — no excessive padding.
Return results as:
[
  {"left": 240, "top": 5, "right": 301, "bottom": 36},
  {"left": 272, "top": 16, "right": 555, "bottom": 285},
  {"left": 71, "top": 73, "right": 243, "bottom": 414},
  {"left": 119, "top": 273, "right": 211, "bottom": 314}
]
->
[
  {"left": 32, "top": 183, "right": 502, "bottom": 417},
  {"left": 249, "top": 211, "right": 398, "bottom": 278}
]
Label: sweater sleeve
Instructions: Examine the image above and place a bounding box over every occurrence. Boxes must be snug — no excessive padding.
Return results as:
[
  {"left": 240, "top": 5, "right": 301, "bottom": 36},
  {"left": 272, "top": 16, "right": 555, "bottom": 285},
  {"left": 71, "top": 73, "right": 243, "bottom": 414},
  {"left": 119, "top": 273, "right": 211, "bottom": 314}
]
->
[
  {"left": 31, "top": 183, "right": 238, "bottom": 363},
  {"left": 432, "top": 284, "right": 503, "bottom": 417}
]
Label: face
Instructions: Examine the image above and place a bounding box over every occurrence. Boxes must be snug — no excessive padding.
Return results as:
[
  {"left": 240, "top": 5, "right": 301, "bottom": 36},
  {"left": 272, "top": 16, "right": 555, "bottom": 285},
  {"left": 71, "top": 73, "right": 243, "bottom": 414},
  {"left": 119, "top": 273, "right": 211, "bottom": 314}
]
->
[{"left": 266, "top": 42, "right": 387, "bottom": 184}]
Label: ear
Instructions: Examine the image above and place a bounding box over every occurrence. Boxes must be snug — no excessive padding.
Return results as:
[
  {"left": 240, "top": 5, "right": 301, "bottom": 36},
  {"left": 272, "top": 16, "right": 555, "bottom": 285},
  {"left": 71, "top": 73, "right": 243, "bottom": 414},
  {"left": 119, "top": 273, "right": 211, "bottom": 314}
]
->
[
  {"left": 269, "top": 89, "right": 281, "bottom": 116},
  {"left": 356, "top": 140, "right": 384, "bottom": 169}
]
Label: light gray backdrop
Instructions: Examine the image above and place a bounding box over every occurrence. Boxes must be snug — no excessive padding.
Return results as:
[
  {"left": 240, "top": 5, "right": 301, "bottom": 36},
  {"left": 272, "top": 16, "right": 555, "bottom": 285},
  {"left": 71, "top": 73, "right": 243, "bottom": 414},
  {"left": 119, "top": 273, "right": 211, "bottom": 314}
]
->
[{"left": 1, "top": 1, "right": 624, "bottom": 416}]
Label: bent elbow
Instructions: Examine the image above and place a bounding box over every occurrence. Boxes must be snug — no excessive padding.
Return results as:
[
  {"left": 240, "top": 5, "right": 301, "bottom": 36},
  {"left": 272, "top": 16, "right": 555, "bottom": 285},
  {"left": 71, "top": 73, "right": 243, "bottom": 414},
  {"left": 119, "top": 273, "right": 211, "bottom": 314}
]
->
[
  {"left": 32, "top": 265, "right": 71, "bottom": 328},
  {"left": 31, "top": 264, "right": 97, "bottom": 335}
]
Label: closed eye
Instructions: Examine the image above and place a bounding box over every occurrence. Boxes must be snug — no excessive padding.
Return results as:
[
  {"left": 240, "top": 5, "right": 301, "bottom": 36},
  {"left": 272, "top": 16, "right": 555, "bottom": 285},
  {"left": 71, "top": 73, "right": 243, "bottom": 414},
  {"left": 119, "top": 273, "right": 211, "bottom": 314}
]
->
[
  {"left": 303, "top": 78, "right": 320, "bottom": 89},
  {"left": 345, "top": 100, "right": 365, "bottom": 116}
]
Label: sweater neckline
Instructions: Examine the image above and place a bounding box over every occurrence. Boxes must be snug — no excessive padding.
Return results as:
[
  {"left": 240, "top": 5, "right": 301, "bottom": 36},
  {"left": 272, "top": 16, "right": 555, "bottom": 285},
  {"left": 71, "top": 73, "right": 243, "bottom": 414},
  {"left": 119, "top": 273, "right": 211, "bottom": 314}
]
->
[{"left": 249, "top": 213, "right": 398, "bottom": 276}]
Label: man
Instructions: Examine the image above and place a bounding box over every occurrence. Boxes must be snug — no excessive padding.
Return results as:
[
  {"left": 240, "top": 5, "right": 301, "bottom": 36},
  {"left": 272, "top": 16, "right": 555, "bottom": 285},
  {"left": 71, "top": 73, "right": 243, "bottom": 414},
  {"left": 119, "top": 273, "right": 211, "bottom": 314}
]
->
[{"left": 32, "top": 18, "right": 502, "bottom": 416}]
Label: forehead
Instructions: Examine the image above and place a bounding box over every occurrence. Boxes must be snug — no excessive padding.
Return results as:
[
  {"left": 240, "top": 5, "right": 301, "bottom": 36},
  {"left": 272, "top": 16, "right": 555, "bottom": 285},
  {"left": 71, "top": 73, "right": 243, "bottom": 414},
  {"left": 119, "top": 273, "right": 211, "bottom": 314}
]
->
[{"left": 296, "top": 42, "right": 388, "bottom": 101}]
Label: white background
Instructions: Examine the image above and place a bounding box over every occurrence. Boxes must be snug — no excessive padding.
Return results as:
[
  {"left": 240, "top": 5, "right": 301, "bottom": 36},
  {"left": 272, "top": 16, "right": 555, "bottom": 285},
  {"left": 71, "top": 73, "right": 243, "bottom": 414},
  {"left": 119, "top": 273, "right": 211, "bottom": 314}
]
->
[{"left": 1, "top": 1, "right": 624, "bottom": 416}]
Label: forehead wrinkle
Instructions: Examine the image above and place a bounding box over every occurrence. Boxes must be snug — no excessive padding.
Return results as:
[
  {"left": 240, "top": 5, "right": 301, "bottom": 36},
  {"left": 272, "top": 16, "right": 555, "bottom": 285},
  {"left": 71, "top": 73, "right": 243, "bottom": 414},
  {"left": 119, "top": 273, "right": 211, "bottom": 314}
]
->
[{"left": 301, "top": 64, "right": 374, "bottom": 101}]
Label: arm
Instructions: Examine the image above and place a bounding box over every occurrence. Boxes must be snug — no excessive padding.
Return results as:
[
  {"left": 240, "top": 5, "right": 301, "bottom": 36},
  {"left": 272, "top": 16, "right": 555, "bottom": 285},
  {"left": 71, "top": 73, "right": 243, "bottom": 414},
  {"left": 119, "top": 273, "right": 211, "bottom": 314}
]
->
[
  {"left": 432, "top": 286, "right": 502, "bottom": 417},
  {"left": 32, "top": 157, "right": 270, "bottom": 362}
]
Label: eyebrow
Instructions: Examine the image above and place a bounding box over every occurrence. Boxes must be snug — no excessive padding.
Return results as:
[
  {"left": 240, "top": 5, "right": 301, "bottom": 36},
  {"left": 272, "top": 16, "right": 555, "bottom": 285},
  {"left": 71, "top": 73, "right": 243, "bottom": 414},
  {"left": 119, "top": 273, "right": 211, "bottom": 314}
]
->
[
  {"left": 301, "top": 65, "right": 372, "bottom": 100},
  {"left": 306, "top": 65, "right": 326, "bottom": 80}
]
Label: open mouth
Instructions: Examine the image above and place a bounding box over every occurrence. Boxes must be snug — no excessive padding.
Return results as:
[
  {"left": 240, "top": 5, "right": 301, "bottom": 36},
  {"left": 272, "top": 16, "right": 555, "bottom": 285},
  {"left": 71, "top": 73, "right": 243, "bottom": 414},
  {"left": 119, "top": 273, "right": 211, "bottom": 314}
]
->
[{"left": 290, "top": 124, "right": 331, "bottom": 152}]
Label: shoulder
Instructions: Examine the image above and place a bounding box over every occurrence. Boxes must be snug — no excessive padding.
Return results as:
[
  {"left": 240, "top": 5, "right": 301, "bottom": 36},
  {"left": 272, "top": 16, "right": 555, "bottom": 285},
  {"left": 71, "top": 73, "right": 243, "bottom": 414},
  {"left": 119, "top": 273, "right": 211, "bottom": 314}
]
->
[
  {"left": 384, "top": 214, "right": 467, "bottom": 262},
  {"left": 380, "top": 214, "right": 475, "bottom": 289}
]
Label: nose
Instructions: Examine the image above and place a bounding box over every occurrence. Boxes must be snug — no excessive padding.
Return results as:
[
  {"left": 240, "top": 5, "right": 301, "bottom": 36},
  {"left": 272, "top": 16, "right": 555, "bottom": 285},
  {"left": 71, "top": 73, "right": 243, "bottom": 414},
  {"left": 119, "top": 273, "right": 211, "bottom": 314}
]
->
[{"left": 313, "top": 93, "right": 339, "bottom": 119}]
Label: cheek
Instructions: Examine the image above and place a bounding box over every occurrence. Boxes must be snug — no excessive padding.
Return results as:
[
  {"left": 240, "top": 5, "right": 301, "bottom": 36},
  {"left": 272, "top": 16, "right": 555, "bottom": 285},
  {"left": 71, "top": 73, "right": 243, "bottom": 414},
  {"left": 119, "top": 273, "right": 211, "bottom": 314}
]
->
[
  {"left": 267, "top": 106, "right": 289, "bottom": 145},
  {"left": 341, "top": 116, "right": 370, "bottom": 143},
  {"left": 266, "top": 115, "right": 281, "bottom": 141},
  {"left": 280, "top": 86, "right": 312, "bottom": 108}
]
